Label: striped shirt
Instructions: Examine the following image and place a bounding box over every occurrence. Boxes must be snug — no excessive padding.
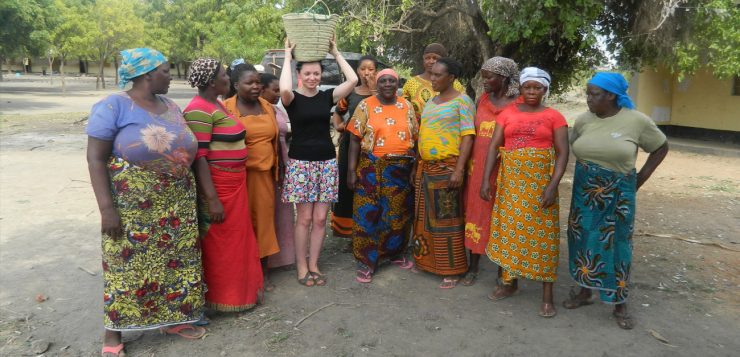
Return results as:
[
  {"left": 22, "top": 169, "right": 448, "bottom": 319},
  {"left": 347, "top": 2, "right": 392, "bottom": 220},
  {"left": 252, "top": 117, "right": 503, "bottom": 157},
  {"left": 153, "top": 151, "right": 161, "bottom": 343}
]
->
[
  {"left": 419, "top": 94, "right": 476, "bottom": 161},
  {"left": 183, "top": 95, "right": 248, "bottom": 168}
]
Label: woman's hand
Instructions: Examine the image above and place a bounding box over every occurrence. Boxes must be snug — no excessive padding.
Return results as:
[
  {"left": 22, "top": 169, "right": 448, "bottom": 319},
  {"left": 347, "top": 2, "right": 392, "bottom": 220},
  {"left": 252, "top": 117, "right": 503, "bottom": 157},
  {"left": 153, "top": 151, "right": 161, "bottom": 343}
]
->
[
  {"left": 366, "top": 73, "right": 377, "bottom": 92},
  {"left": 329, "top": 37, "right": 339, "bottom": 56},
  {"left": 101, "top": 207, "right": 123, "bottom": 239},
  {"left": 285, "top": 38, "right": 295, "bottom": 54},
  {"left": 539, "top": 184, "right": 558, "bottom": 208},
  {"left": 335, "top": 121, "right": 346, "bottom": 132},
  {"left": 208, "top": 197, "right": 225, "bottom": 224},
  {"left": 347, "top": 170, "right": 357, "bottom": 191},
  {"left": 449, "top": 169, "right": 464, "bottom": 188},
  {"left": 480, "top": 181, "right": 492, "bottom": 201}
]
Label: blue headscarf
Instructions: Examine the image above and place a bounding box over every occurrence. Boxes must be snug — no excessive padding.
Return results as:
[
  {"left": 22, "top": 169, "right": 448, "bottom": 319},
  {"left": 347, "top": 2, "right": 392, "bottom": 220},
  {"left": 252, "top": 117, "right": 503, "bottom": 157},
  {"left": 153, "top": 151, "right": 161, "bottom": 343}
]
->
[
  {"left": 588, "top": 72, "right": 635, "bottom": 109},
  {"left": 118, "top": 48, "right": 167, "bottom": 89}
]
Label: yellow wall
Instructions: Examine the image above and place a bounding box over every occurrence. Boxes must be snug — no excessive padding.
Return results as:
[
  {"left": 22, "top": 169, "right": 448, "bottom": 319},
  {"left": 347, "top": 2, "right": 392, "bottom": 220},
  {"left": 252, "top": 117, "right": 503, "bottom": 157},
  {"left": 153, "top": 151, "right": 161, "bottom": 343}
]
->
[
  {"left": 631, "top": 66, "right": 673, "bottom": 124},
  {"left": 670, "top": 69, "right": 740, "bottom": 132},
  {"left": 634, "top": 66, "right": 740, "bottom": 131}
]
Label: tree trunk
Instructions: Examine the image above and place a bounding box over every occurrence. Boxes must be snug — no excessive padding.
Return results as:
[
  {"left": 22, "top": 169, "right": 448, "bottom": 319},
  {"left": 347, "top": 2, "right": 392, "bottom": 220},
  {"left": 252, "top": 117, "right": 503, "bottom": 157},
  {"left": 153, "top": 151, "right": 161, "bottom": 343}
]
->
[
  {"left": 176, "top": 62, "right": 181, "bottom": 79},
  {"left": 97, "top": 55, "right": 107, "bottom": 90},
  {"left": 114, "top": 56, "right": 119, "bottom": 87},
  {"left": 0, "top": 57, "right": 4, "bottom": 82},
  {"left": 60, "top": 55, "right": 66, "bottom": 94},
  {"left": 47, "top": 55, "right": 54, "bottom": 85}
]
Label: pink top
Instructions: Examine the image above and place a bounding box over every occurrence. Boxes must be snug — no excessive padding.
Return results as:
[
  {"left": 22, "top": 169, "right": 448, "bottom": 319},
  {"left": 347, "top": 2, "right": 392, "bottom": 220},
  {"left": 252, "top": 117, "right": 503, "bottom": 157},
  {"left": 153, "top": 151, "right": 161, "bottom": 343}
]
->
[{"left": 497, "top": 105, "right": 567, "bottom": 150}]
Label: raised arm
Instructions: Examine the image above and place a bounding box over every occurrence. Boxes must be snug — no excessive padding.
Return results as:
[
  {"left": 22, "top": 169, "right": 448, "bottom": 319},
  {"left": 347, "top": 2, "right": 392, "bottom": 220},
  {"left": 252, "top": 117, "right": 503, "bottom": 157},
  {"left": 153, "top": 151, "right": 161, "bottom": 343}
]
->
[
  {"left": 330, "top": 40, "right": 359, "bottom": 103},
  {"left": 540, "top": 126, "right": 569, "bottom": 208},
  {"left": 87, "top": 137, "right": 122, "bottom": 239},
  {"left": 280, "top": 38, "right": 296, "bottom": 106},
  {"left": 637, "top": 142, "right": 668, "bottom": 190},
  {"left": 479, "top": 125, "right": 505, "bottom": 201}
]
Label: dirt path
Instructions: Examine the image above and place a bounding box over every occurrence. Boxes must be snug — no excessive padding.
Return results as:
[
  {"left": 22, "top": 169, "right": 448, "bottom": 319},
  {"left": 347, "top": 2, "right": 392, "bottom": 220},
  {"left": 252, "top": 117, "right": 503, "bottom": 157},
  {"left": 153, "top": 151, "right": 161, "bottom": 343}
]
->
[{"left": 1, "top": 80, "right": 738, "bottom": 356}]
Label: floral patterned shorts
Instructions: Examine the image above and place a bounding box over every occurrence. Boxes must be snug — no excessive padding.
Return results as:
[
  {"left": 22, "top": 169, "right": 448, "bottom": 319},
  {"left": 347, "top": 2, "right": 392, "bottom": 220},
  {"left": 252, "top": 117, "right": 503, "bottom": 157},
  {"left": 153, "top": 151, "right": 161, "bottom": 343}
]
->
[{"left": 281, "top": 158, "right": 338, "bottom": 203}]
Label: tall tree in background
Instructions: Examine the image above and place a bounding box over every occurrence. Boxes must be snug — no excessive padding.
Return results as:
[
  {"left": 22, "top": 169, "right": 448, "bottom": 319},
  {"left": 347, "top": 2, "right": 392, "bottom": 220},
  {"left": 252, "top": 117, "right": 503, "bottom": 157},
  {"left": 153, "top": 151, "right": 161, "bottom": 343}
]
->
[
  {"left": 47, "top": 0, "right": 95, "bottom": 91},
  {"left": 90, "top": 0, "right": 144, "bottom": 89},
  {"left": 0, "top": 0, "right": 51, "bottom": 81}
]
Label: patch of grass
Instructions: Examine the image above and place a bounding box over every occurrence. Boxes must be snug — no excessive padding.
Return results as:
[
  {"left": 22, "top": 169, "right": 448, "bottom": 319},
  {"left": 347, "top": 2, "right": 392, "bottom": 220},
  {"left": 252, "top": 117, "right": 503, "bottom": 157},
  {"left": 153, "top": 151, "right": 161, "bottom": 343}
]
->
[
  {"left": 336, "top": 327, "right": 353, "bottom": 338},
  {"left": 264, "top": 331, "right": 291, "bottom": 351}
]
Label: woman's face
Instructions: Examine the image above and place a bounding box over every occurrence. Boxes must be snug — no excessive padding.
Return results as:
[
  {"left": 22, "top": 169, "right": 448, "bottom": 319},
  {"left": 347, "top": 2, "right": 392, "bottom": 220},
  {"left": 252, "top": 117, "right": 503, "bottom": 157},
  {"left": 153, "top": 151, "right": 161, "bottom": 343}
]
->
[
  {"left": 212, "top": 65, "right": 231, "bottom": 96},
  {"left": 236, "top": 70, "right": 262, "bottom": 102},
  {"left": 299, "top": 62, "right": 322, "bottom": 89},
  {"left": 586, "top": 84, "right": 616, "bottom": 115},
  {"left": 520, "top": 80, "right": 547, "bottom": 106},
  {"left": 261, "top": 80, "right": 280, "bottom": 105},
  {"left": 423, "top": 53, "right": 442, "bottom": 73},
  {"left": 357, "top": 60, "right": 376, "bottom": 86},
  {"left": 430, "top": 62, "right": 453, "bottom": 92},
  {"left": 149, "top": 62, "right": 172, "bottom": 94},
  {"left": 377, "top": 75, "right": 398, "bottom": 101},
  {"left": 481, "top": 69, "right": 506, "bottom": 94}
]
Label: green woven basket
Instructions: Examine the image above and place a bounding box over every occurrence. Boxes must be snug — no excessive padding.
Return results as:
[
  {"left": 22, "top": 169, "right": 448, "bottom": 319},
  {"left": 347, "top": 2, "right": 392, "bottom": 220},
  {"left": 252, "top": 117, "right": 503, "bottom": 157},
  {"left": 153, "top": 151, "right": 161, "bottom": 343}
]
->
[{"left": 282, "top": 1, "right": 339, "bottom": 62}]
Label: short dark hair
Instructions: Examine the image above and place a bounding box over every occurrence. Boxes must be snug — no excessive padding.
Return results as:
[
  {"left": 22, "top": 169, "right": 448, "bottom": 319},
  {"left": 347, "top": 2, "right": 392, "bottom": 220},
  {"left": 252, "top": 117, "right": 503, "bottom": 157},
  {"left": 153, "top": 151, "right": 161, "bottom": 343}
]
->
[
  {"left": 227, "top": 63, "right": 258, "bottom": 97},
  {"left": 357, "top": 55, "right": 378, "bottom": 68},
  {"left": 260, "top": 73, "right": 278, "bottom": 87},
  {"left": 296, "top": 61, "right": 324, "bottom": 73},
  {"left": 435, "top": 57, "right": 463, "bottom": 78}
]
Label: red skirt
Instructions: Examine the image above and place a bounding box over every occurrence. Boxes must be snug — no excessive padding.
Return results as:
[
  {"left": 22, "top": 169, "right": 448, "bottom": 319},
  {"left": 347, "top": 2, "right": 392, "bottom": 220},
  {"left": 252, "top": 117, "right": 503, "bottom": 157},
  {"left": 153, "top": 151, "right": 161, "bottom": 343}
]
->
[{"left": 200, "top": 166, "right": 263, "bottom": 311}]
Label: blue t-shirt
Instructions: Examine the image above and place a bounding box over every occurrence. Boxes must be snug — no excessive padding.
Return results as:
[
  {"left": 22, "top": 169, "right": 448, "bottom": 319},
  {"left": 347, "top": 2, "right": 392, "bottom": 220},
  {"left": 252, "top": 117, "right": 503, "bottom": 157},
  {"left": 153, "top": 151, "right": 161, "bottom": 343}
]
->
[{"left": 86, "top": 92, "right": 197, "bottom": 175}]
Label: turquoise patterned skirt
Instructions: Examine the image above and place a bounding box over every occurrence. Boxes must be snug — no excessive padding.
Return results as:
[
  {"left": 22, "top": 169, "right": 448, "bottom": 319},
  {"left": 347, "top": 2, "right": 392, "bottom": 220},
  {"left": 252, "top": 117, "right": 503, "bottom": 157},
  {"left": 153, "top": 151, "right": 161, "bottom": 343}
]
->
[{"left": 567, "top": 160, "right": 636, "bottom": 304}]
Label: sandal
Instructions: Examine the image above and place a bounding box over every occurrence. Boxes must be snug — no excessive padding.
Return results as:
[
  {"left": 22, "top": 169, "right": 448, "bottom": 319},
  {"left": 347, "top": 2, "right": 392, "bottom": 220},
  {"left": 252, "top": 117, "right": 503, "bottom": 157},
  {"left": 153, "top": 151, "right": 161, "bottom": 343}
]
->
[
  {"left": 101, "top": 343, "right": 125, "bottom": 357},
  {"left": 613, "top": 310, "right": 635, "bottom": 330},
  {"left": 539, "top": 302, "right": 557, "bottom": 318},
  {"left": 460, "top": 271, "right": 479, "bottom": 286},
  {"left": 438, "top": 277, "right": 459, "bottom": 289},
  {"left": 310, "top": 271, "right": 327, "bottom": 286},
  {"left": 390, "top": 256, "right": 414, "bottom": 270},
  {"left": 159, "top": 324, "right": 206, "bottom": 339},
  {"left": 562, "top": 288, "right": 594, "bottom": 309},
  {"left": 487, "top": 285, "right": 518, "bottom": 301},
  {"left": 356, "top": 269, "right": 373, "bottom": 283},
  {"left": 297, "top": 272, "right": 315, "bottom": 287}
]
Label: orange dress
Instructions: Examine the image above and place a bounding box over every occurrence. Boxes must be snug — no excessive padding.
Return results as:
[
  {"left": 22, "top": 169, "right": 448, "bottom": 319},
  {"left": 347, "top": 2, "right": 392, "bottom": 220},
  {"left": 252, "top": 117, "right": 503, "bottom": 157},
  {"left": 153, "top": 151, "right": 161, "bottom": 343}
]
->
[{"left": 224, "top": 96, "right": 280, "bottom": 259}]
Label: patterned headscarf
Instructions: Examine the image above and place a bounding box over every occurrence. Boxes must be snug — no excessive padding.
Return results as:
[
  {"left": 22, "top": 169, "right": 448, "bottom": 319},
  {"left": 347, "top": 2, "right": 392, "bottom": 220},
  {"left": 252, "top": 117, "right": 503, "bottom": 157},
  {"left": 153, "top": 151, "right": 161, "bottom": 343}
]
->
[
  {"left": 423, "top": 43, "right": 448, "bottom": 57},
  {"left": 118, "top": 48, "right": 167, "bottom": 89},
  {"left": 588, "top": 72, "right": 635, "bottom": 109},
  {"left": 481, "top": 57, "right": 519, "bottom": 97},
  {"left": 187, "top": 58, "right": 221, "bottom": 88},
  {"left": 230, "top": 58, "right": 246, "bottom": 71}
]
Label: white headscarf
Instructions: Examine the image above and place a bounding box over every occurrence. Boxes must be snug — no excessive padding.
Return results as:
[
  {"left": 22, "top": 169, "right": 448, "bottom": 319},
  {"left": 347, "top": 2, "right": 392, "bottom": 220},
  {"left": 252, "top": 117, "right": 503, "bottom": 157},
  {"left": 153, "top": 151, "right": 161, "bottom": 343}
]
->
[{"left": 519, "top": 67, "right": 551, "bottom": 102}]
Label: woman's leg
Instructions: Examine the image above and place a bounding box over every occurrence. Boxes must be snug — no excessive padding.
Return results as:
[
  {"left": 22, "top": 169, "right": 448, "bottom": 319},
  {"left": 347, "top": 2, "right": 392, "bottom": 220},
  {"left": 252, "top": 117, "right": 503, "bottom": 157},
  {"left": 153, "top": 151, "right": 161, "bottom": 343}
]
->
[
  {"left": 613, "top": 302, "right": 634, "bottom": 329},
  {"left": 540, "top": 282, "right": 556, "bottom": 317},
  {"left": 308, "top": 202, "right": 330, "bottom": 274},
  {"left": 102, "top": 330, "right": 122, "bottom": 356},
  {"left": 294, "top": 203, "right": 314, "bottom": 285}
]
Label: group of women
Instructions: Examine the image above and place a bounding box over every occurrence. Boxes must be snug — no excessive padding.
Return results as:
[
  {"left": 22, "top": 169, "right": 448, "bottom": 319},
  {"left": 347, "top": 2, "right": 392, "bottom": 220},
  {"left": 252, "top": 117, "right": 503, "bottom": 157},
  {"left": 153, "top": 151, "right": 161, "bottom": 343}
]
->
[{"left": 89, "top": 41, "right": 667, "bottom": 356}]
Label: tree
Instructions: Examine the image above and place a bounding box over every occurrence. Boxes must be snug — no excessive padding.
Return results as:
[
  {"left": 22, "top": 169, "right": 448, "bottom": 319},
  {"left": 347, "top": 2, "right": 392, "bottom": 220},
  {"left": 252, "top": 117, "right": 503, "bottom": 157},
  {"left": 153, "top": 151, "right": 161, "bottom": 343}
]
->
[
  {"left": 89, "top": 0, "right": 144, "bottom": 89},
  {"left": 47, "top": 0, "right": 95, "bottom": 91},
  {"left": 0, "top": 0, "right": 51, "bottom": 81}
]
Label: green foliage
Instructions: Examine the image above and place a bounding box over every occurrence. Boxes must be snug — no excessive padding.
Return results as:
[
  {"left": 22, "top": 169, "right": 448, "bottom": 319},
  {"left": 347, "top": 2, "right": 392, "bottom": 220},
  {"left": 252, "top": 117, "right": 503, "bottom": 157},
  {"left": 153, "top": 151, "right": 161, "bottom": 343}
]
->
[{"left": 0, "top": 0, "right": 53, "bottom": 59}]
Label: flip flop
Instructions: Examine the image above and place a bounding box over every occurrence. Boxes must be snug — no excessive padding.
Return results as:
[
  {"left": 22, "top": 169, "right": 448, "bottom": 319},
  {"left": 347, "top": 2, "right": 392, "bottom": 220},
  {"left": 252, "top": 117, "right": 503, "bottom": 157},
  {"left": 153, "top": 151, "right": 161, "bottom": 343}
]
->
[
  {"left": 613, "top": 310, "right": 635, "bottom": 330},
  {"left": 438, "top": 277, "right": 459, "bottom": 289},
  {"left": 355, "top": 269, "right": 372, "bottom": 283},
  {"left": 310, "top": 271, "right": 327, "bottom": 286},
  {"left": 460, "top": 271, "right": 479, "bottom": 286},
  {"left": 160, "top": 324, "right": 206, "bottom": 339},
  {"left": 539, "top": 303, "right": 557, "bottom": 318},
  {"left": 101, "top": 343, "right": 125, "bottom": 357},
  {"left": 562, "top": 289, "right": 594, "bottom": 309},
  {"left": 390, "top": 257, "right": 414, "bottom": 270},
  {"left": 297, "top": 272, "right": 315, "bottom": 287}
]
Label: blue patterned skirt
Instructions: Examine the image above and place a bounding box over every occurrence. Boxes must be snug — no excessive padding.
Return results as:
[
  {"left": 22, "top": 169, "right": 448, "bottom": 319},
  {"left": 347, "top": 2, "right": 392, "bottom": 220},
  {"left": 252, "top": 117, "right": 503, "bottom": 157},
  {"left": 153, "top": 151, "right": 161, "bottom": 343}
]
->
[{"left": 567, "top": 160, "right": 636, "bottom": 304}]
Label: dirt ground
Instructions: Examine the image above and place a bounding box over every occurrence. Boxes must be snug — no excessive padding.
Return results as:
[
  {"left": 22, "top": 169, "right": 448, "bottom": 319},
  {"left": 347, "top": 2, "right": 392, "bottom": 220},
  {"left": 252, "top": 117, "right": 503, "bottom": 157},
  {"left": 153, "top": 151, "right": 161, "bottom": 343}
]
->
[{"left": 1, "top": 76, "right": 739, "bottom": 357}]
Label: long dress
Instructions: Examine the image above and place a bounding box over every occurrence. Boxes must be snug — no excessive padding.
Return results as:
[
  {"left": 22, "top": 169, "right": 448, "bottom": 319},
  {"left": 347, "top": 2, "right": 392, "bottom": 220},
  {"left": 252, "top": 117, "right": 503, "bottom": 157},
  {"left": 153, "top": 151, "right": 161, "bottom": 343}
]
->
[
  {"left": 411, "top": 94, "right": 476, "bottom": 276},
  {"left": 87, "top": 93, "right": 205, "bottom": 330},
  {"left": 485, "top": 105, "right": 567, "bottom": 284},
  {"left": 223, "top": 96, "right": 281, "bottom": 259},
  {"left": 463, "top": 94, "right": 517, "bottom": 254},
  {"left": 346, "top": 96, "right": 418, "bottom": 271},
  {"left": 567, "top": 109, "right": 666, "bottom": 303},
  {"left": 268, "top": 104, "right": 297, "bottom": 268},
  {"left": 331, "top": 91, "right": 371, "bottom": 238},
  {"left": 184, "top": 95, "right": 263, "bottom": 311}
]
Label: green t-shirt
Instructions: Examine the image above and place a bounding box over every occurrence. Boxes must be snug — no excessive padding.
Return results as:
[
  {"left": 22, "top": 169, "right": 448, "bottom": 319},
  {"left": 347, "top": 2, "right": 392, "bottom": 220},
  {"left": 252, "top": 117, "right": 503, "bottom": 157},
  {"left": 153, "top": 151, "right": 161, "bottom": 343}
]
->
[{"left": 570, "top": 109, "right": 667, "bottom": 174}]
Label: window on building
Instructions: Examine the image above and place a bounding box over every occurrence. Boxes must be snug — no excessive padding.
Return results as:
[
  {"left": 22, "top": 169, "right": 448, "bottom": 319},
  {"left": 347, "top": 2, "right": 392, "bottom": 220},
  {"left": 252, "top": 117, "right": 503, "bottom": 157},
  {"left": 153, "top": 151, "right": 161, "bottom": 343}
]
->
[{"left": 733, "top": 75, "right": 740, "bottom": 96}]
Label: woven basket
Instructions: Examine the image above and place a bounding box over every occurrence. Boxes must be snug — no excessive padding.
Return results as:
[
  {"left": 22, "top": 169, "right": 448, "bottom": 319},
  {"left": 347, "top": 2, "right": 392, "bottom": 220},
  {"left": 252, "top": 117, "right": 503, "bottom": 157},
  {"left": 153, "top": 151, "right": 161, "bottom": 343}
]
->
[{"left": 282, "top": 3, "right": 339, "bottom": 62}]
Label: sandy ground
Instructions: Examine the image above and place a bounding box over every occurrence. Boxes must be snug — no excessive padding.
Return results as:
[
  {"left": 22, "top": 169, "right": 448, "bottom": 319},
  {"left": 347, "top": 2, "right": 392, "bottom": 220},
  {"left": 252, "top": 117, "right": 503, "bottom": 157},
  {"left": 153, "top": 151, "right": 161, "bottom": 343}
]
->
[{"left": 0, "top": 77, "right": 739, "bottom": 357}]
